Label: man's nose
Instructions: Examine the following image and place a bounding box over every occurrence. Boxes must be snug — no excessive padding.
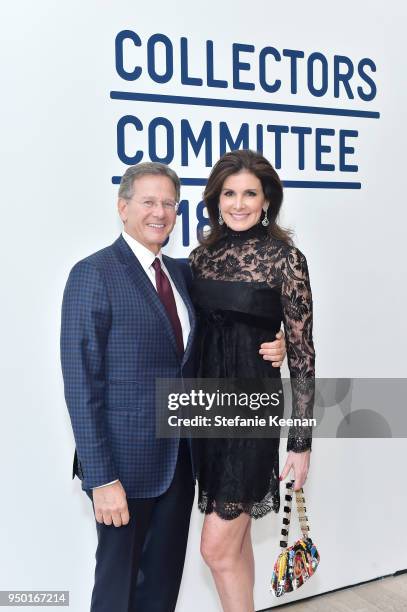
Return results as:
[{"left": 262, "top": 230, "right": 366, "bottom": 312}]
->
[{"left": 151, "top": 203, "right": 167, "bottom": 217}]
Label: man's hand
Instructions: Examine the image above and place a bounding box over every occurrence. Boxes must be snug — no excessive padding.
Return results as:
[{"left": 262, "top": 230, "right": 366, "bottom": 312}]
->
[
  {"left": 259, "top": 329, "right": 287, "bottom": 367},
  {"left": 279, "top": 450, "right": 311, "bottom": 491},
  {"left": 92, "top": 481, "right": 130, "bottom": 527}
]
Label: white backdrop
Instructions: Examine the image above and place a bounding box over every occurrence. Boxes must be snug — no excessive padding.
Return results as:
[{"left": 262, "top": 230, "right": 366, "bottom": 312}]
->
[{"left": 1, "top": 1, "right": 406, "bottom": 610}]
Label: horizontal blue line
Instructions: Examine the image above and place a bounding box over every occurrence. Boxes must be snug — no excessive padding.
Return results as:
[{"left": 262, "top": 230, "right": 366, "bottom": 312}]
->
[
  {"left": 112, "top": 176, "right": 361, "bottom": 189},
  {"left": 283, "top": 180, "right": 361, "bottom": 189},
  {"left": 110, "top": 91, "right": 380, "bottom": 119}
]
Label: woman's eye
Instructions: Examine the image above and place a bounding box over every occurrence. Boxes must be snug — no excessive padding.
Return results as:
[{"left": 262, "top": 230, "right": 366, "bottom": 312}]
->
[{"left": 248, "top": 191, "right": 256, "bottom": 196}]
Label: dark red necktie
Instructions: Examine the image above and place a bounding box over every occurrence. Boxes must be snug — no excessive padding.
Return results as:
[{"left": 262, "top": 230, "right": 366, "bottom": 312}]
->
[{"left": 152, "top": 258, "right": 184, "bottom": 356}]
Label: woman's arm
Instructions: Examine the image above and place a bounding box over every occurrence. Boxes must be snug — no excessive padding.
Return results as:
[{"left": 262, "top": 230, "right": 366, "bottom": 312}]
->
[{"left": 280, "top": 246, "right": 316, "bottom": 454}]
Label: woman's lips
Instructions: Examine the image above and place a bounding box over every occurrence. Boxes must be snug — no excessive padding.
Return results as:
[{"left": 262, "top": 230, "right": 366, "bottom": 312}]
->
[{"left": 229, "top": 213, "right": 250, "bottom": 219}]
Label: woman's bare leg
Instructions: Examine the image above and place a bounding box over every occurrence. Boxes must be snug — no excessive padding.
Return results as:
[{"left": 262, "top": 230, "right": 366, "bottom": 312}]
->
[
  {"left": 200, "top": 510, "right": 255, "bottom": 612},
  {"left": 242, "top": 519, "right": 255, "bottom": 591}
]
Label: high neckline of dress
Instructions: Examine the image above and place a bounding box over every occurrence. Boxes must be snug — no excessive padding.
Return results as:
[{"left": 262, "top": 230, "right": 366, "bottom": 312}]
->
[{"left": 223, "top": 221, "right": 268, "bottom": 243}]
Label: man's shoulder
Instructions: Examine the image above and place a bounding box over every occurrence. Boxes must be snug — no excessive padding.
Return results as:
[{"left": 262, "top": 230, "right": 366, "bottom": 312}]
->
[
  {"left": 73, "top": 238, "right": 121, "bottom": 270},
  {"left": 163, "top": 253, "right": 190, "bottom": 266},
  {"left": 67, "top": 238, "right": 123, "bottom": 282},
  {"left": 162, "top": 254, "right": 192, "bottom": 287}
]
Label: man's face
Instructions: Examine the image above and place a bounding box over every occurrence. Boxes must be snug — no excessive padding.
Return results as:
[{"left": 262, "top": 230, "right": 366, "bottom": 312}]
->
[{"left": 118, "top": 174, "right": 178, "bottom": 254}]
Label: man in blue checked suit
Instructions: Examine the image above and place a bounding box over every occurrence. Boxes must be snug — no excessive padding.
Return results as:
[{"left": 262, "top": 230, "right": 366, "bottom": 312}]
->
[{"left": 60, "top": 162, "right": 286, "bottom": 612}]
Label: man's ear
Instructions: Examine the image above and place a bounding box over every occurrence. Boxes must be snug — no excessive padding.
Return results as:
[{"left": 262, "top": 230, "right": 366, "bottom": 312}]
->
[{"left": 117, "top": 198, "right": 128, "bottom": 222}]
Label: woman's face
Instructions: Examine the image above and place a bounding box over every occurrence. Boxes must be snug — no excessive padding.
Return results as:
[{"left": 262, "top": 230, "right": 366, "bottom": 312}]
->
[{"left": 218, "top": 170, "right": 268, "bottom": 232}]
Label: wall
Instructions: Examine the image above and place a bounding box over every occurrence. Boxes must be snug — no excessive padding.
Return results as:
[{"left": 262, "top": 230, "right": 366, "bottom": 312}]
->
[{"left": 0, "top": 1, "right": 406, "bottom": 610}]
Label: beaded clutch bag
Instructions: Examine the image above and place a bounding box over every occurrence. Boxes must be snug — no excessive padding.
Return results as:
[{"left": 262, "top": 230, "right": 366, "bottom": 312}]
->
[{"left": 270, "top": 480, "right": 320, "bottom": 597}]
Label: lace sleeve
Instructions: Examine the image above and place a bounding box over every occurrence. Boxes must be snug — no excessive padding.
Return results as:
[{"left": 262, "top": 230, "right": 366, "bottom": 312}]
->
[{"left": 280, "top": 247, "right": 315, "bottom": 453}]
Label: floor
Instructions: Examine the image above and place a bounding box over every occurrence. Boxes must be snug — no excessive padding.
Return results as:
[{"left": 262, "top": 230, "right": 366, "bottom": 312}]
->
[{"left": 263, "top": 573, "right": 407, "bottom": 611}]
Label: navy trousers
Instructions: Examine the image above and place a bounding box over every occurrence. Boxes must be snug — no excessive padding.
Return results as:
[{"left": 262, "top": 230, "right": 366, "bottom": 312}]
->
[{"left": 86, "top": 439, "right": 195, "bottom": 612}]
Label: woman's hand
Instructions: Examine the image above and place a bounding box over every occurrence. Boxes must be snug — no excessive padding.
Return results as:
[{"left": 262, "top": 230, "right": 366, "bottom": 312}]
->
[{"left": 279, "top": 450, "right": 311, "bottom": 491}]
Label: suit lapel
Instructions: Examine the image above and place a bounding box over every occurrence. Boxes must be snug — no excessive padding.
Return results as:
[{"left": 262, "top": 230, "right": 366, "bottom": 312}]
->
[
  {"left": 112, "top": 236, "right": 179, "bottom": 357},
  {"left": 163, "top": 255, "right": 197, "bottom": 367}
]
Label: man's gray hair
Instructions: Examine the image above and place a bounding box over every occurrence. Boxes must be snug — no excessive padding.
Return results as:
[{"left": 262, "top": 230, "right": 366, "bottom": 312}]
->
[{"left": 118, "top": 162, "right": 181, "bottom": 202}]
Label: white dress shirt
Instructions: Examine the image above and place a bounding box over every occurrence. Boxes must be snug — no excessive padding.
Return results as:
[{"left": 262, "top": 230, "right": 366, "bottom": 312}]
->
[{"left": 92, "top": 230, "right": 191, "bottom": 489}]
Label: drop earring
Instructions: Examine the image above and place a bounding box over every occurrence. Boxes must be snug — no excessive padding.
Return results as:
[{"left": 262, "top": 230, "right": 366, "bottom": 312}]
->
[
  {"left": 262, "top": 209, "right": 269, "bottom": 227},
  {"left": 218, "top": 208, "right": 224, "bottom": 225}
]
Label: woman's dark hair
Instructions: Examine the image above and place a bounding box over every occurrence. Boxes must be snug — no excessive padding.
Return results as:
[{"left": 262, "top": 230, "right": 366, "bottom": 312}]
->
[{"left": 199, "top": 149, "right": 293, "bottom": 247}]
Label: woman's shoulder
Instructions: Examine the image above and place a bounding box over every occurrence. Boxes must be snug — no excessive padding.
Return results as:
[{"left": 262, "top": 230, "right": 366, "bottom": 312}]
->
[
  {"left": 265, "top": 235, "right": 307, "bottom": 262},
  {"left": 188, "top": 243, "right": 206, "bottom": 263},
  {"left": 188, "top": 243, "right": 213, "bottom": 273},
  {"left": 266, "top": 238, "right": 311, "bottom": 285},
  {"left": 260, "top": 237, "right": 310, "bottom": 285}
]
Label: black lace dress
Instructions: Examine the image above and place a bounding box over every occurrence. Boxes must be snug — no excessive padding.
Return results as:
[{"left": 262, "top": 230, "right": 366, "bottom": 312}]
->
[{"left": 188, "top": 221, "right": 315, "bottom": 520}]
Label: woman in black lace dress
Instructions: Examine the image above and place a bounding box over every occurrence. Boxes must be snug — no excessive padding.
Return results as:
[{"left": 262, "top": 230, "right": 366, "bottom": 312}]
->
[{"left": 189, "top": 149, "right": 315, "bottom": 611}]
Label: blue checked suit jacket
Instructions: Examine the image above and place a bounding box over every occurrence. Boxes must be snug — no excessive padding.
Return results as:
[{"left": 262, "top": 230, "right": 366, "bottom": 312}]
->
[{"left": 60, "top": 235, "right": 197, "bottom": 497}]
